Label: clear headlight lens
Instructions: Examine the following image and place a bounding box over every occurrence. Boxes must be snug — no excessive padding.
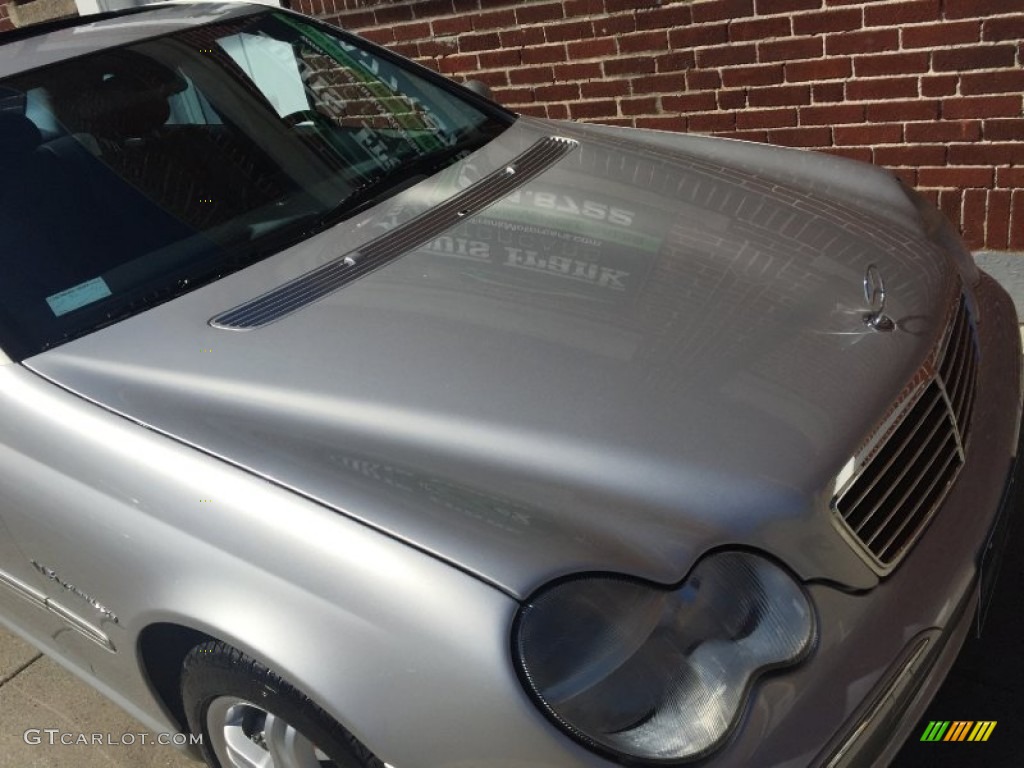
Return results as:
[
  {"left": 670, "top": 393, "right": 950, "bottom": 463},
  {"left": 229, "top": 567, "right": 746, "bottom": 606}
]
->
[{"left": 513, "top": 551, "right": 815, "bottom": 762}]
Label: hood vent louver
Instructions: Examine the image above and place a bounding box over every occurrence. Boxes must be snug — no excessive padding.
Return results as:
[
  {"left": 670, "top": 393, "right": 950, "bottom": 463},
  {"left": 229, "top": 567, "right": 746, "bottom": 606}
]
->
[{"left": 210, "top": 136, "right": 578, "bottom": 331}]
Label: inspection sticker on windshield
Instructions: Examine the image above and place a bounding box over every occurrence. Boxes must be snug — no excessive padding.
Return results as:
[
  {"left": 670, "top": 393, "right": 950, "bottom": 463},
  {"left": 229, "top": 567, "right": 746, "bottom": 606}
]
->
[{"left": 46, "top": 277, "right": 112, "bottom": 317}]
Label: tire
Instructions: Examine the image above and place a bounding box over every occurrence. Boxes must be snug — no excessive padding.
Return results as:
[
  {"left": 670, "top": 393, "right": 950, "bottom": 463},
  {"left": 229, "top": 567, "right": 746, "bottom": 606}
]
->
[{"left": 181, "top": 640, "right": 384, "bottom": 768}]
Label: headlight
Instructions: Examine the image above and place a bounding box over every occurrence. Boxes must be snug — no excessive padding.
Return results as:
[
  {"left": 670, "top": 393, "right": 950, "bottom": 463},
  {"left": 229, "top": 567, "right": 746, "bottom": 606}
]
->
[{"left": 513, "top": 551, "right": 815, "bottom": 762}]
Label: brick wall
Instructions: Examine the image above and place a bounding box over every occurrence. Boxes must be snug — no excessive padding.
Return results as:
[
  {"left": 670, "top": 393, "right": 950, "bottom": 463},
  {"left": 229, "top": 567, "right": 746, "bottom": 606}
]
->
[
  {"left": 0, "top": 3, "right": 13, "bottom": 32},
  {"left": 293, "top": 0, "right": 1024, "bottom": 252}
]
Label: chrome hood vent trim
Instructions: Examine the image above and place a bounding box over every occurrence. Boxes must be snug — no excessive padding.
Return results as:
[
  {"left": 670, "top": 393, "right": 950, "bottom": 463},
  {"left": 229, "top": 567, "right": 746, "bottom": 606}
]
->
[{"left": 210, "top": 136, "right": 579, "bottom": 330}]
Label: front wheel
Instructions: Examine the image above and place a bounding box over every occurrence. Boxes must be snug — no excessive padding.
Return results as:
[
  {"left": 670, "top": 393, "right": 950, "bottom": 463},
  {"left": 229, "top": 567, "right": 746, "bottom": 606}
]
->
[{"left": 181, "top": 641, "right": 383, "bottom": 768}]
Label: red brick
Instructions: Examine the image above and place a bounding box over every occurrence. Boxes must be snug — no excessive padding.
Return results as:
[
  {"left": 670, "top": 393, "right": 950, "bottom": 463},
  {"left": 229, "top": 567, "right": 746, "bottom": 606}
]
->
[
  {"left": 853, "top": 52, "right": 929, "bottom": 77},
  {"left": 759, "top": 36, "right": 824, "bottom": 62},
  {"left": 473, "top": 9, "right": 516, "bottom": 31},
  {"left": 906, "top": 121, "right": 982, "bottom": 142},
  {"left": 636, "top": 5, "right": 694, "bottom": 29},
  {"left": 522, "top": 44, "right": 567, "bottom": 64},
  {"left": 437, "top": 53, "right": 479, "bottom": 74},
  {"left": 825, "top": 28, "right": 898, "bottom": 56},
  {"left": 936, "top": 190, "right": 963, "bottom": 227},
  {"left": 631, "top": 73, "right": 688, "bottom": 92},
  {"left": 799, "top": 103, "right": 865, "bottom": 125},
  {"left": 961, "top": 70, "right": 1024, "bottom": 96},
  {"left": 669, "top": 23, "right": 730, "bottom": 48},
  {"left": 932, "top": 46, "right": 1017, "bottom": 72},
  {"left": 692, "top": 0, "right": 755, "bottom": 23},
  {"left": 553, "top": 61, "right": 602, "bottom": 80},
  {"left": 604, "top": 56, "right": 657, "bottom": 76},
  {"left": 1012, "top": 191, "right": 1024, "bottom": 250},
  {"left": 793, "top": 8, "right": 862, "bottom": 35},
  {"left": 361, "top": 28, "right": 395, "bottom": 45},
  {"left": 569, "top": 99, "right": 619, "bottom": 119},
  {"left": 748, "top": 84, "right": 812, "bottom": 106},
  {"left": 618, "top": 30, "right": 670, "bottom": 53},
  {"left": 594, "top": 14, "right": 636, "bottom": 36},
  {"left": 920, "top": 75, "right": 959, "bottom": 97},
  {"left": 516, "top": 2, "right": 564, "bottom": 24},
  {"left": 986, "top": 190, "right": 1012, "bottom": 249},
  {"left": 509, "top": 66, "right": 554, "bottom": 85},
  {"left": 567, "top": 38, "right": 617, "bottom": 59},
  {"left": 942, "top": 96, "right": 1023, "bottom": 120},
  {"left": 493, "top": 87, "right": 535, "bottom": 104},
  {"left": 754, "top": 0, "right": 821, "bottom": 12},
  {"left": 737, "top": 108, "right": 799, "bottom": 129},
  {"left": 918, "top": 167, "right": 995, "bottom": 188},
  {"left": 717, "top": 88, "right": 748, "bottom": 109},
  {"left": 687, "top": 68, "right": 725, "bottom": 89},
  {"left": 984, "top": 118, "right": 1024, "bottom": 142},
  {"left": 432, "top": 16, "right": 473, "bottom": 36},
  {"left": 478, "top": 49, "right": 521, "bottom": 69},
  {"left": 962, "top": 189, "right": 987, "bottom": 248},
  {"left": 866, "top": 100, "right": 939, "bottom": 122},
  {"left": 873, "top": 145, "right": 947, "bottom": 166},
  {"left": 697, "top": 43, "right": 759, "bottom": 67},
  {"left": 459, "top": 32, "right": 501, "bottom": 53},
  {"left": 564, "top": 0, "right": 605, "bottom": 12},
  {"left": 687, "top": 112, "right": 738, "bottom": 132},
  {"left": 636, "top": 115, "right": 688, "bottom": 131},
  {"left": 812, "top": 82, "right": 846, "bottom": 102},
  {"left": 982, "top": 16, "right": 1024, "bottom": 42},
  {"left": 663, "top": 92, "right": 719, "bottom": 112},
  {"left": 786, "top": 58, "right": 852, "bottom": 82},
  {"left": 545, "top": 103, "right": 570, "bottom": 119},
  {"left": 767, "top": 127, "right": 832, "bottom": 147},
  {"left": 580, "top": 80, "right": 630, "bottom": 99},
  {"left": 948, "top": 143, "right": 1024, "bottom": 166},
  {"left": 499, "top": 27, "right": 546, "bottom": 48},
  {"left": 535, "top": 83, "right": 581, "bottom": 101},
  {"left": 834, "top": 124, "right": 904, "bottom": 145},
  {"left": 722, "top": 64, "right": 785, "bottom": 87},
  {"left": 945, "top": 0, "right": 1012, "bottom": 19},
  {"left": 621, "top": 96, "right": 660, "bottom": 116},
  {"left": 901, "top": 20, "right": 979, "bottom": 49},
  {"left": 864, "top": 0, "right": 939, "bottom": 26},
  {"left": 845, "top": 76, "right": 918, "bottom": 101},
  {"left": 888, "top": 168, "right": 918, "bottom": 186},
  {"left": 544, "top": 20, "right": 596, "bottom": 43},
  {"left": 393, "top": 21, "right": 431, "bottom": 41},
  {"left": 730, "top": 16, "right": 792, "bottom": 41},
  {"left": 656, "top": 52, "right": 697, "bottom": 72},
  {"left": 374, "top": 5, "right": 413, "bottom": 24}
]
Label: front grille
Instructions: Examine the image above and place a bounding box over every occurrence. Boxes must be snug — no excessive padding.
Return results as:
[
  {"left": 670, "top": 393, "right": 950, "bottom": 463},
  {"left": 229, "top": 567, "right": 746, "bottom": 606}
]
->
[{"left": 835, "top": 295, "right": 978, "bottom": 568}]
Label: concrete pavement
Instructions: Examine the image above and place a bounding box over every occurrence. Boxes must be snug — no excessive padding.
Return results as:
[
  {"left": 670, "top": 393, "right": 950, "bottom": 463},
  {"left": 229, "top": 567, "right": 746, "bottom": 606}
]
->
[{"left": 1, "top": 253, "right": 1022, "bottom": 767}]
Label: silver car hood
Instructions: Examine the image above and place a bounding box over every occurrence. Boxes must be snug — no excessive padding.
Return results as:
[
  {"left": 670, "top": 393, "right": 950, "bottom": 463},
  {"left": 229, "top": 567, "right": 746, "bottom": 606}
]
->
[{"left": 26, "top": 118, "right": 958, "bottom": 596}]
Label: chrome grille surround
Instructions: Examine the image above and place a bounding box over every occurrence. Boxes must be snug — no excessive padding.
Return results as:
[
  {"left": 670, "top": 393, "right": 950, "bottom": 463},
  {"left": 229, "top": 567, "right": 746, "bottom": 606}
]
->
[
  {"left": 210, "top": 136, "right": 579, "bottom": 330},
  {"left": 833, "top": 293, "right": 979, "bottom": 572}
]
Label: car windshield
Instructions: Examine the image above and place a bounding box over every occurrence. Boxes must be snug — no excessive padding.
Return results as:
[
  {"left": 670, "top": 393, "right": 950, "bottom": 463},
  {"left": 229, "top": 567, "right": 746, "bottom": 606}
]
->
[{"left": 0, "top": 10, "right": 511, "bottom": 360}]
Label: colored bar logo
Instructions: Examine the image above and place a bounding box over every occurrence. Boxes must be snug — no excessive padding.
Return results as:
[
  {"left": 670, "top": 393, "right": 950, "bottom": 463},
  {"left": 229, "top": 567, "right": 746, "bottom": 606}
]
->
[{"left": 920, "top": 721, "right": 997, "bottom": 742}]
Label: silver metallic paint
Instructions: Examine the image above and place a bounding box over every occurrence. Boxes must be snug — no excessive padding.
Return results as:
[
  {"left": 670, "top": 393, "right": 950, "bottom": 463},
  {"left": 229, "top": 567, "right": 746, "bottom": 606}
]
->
[{"left": 1, "top": 6, "right": 1021, "bottom": 767}]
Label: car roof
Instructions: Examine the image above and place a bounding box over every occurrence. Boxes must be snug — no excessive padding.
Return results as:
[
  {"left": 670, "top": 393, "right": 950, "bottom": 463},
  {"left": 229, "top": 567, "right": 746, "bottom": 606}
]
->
[{"left": 0, "top": 2, "right": 265, "bottom": 79}]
